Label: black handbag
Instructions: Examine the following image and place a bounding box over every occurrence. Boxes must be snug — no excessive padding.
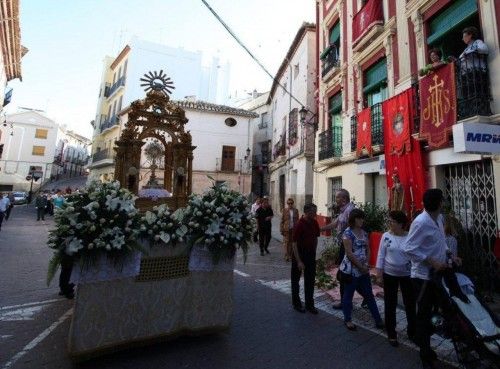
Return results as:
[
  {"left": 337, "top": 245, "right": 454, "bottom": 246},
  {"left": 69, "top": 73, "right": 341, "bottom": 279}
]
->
[{"left": 336, "top": 268, "right": 353, "bottom": 284}]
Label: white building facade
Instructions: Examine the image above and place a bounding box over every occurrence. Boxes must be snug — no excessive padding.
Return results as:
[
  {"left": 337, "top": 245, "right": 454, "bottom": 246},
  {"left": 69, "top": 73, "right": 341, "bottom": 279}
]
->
[
  {"left": 268, "top": 23, "right": 317, "bottom": 214},
  {"left": 0, "top": 111, "right": 58, "bottom": 191},
  {"left": 52, "top": 128, "right": 91, "bottom": 180}
]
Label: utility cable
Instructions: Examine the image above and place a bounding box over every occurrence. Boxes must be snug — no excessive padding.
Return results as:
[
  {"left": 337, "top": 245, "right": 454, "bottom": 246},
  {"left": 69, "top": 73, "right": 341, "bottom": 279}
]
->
[{"left": 200, "top": 0, "right": 312, "bottom": 113}]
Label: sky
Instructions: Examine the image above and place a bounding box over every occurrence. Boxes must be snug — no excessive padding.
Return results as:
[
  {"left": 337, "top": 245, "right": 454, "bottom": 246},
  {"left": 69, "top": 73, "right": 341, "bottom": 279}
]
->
[{"left": 6, "top": 0, "right": 315, "bottom": 139}]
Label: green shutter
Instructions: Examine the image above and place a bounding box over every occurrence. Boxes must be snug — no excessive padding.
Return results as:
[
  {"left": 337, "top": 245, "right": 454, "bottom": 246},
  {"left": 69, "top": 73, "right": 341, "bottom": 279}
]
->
[
  {"left": 427, "top": 0, "right": 477, "bottom": 45},
  {"left": 329, "top": 22, "right": 340, "bottom": 45},
  {"left": 328, "top": 93, "right": 342, "bottom": 114},
  {"left": 363, "top": 59, "right": 387, "bottom": 93}
]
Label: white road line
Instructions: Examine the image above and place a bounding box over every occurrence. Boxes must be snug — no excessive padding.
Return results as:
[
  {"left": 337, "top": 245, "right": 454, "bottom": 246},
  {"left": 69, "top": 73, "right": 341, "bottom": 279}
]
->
[
  {"left": 0, "top": 306, "right": 43, "bottom": 321},
  {"left": 233, "top": 269, "right": 250, "bottom": 277},
  {"left": 0, "top": 298, "right": 64, "bottom": 311},
  {"left": 2, "top": 308, "right": 73, "bottom": 369},
  {"left": 236, "top": 262, "right": 289, "bottom": 269}
]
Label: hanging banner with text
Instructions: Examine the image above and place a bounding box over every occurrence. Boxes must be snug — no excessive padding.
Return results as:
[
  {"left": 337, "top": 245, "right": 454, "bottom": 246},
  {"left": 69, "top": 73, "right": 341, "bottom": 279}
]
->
[{"left": 419, "top": 63, "right": 457, "bottom": 148}]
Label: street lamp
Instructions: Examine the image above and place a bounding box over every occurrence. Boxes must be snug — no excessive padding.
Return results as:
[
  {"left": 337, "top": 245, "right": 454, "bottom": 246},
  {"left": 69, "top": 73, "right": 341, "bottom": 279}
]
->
[
  {"left": 299, "top": 106, "right": 317, "bottom": 131},
  {"left": 244, "top": 147, "right": 251, "bottom": 160}
]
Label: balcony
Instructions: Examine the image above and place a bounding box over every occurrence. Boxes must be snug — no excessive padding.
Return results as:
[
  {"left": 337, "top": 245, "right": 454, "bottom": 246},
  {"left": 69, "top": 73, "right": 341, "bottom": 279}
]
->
[
  {"left": 352, "top": 0, "right": 384, "bottom": 51},
  {"left": 318, "top": 128, "right": 342, "bottom": 161},
  {"left": 321, "top": 45, "right": 340, "bottom": 78},
  {"left": 90, "top": 149, "right": 115, "bottom": 168},
  {"left": 455, "top": 53, "right": 492, "bottom": 119},
  {"left": 103, "top": 83, "right": 111, "bottom": 98},
  {"left": 273, "top": 138, "right": 286, "bottom": 160},
  {"left": 100, "top": 115, "right": 118, "bottom": 132},
  {"left": 350, "top": 102, "right": 383, "bottom": 154},
  {"left": 107, "top": 76, "right": 126, "bottom": 99}
]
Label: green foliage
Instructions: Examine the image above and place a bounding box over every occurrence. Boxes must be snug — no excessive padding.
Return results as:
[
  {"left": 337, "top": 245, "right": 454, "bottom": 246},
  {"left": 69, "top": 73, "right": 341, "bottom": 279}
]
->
[
  {"left": 356, "top": 202, "right": 388, "bottom": 233},
  {"left": 315, "top": 238, "right": 339, "bottom": 290}
]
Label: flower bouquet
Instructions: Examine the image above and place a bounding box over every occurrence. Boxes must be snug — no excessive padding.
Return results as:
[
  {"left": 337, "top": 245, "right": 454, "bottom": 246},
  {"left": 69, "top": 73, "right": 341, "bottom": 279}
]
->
[
  {"left": 183, "top": 178, "right": 255, "bottom": 263},
  {"left": 47, "top": 181, "right": 141, "bottom": 284},
  {"left": 138, "top": 204, "right": 188, "bottom": 246}
]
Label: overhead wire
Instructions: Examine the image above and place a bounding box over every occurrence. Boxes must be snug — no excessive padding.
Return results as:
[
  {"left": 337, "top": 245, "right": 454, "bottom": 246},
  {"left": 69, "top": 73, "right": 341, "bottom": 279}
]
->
[{"left": 200, "top": 0, "right": 312, "bottom": 112}]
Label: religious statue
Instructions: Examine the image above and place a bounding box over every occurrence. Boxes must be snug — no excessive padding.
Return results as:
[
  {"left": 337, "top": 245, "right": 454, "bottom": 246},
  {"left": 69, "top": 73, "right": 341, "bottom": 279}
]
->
[
  {"left": 390, "top": 173, "right": 405, "bottom": 212},
  {"left": 143, "top": 141, "right": 164, "bottom": 189}
]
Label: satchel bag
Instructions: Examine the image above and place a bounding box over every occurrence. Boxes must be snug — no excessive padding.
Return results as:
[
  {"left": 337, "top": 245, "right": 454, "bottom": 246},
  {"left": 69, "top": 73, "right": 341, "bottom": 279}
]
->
[{"left": 336, "top": 269, "right": 353, "bottom": 284}]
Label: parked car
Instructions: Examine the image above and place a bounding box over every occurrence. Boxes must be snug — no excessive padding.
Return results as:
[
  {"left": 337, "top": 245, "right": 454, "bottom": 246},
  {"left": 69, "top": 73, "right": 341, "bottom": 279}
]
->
[{"left": 12, "top": 191, "right": 27, "bottom": 205}]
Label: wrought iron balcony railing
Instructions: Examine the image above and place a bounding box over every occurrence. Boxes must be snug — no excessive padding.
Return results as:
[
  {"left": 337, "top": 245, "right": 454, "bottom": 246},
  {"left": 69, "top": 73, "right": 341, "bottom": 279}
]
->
[
  {"left": 321, "top": 46, "right": 340, "bottom": 77},
  {"left": 455, "top": 52, "right": 492, "bottom": 119},
  {"left": 350, "top": 116, "right": 357, "bottom": 152},
  {"left": 318, "top": 128, "right": 342, "bottom": 161},
  {"left": 371, "top": 103, "right": 383, "bottom": 145},
  {"left": 100, "top": 115, "right": 118, "bottom": 132},
  {"left": 107, "top": 76, "right": 126, "bottom": 99},
  {"left": 92, "top": 149, "right": 114, "bottom": 162}
]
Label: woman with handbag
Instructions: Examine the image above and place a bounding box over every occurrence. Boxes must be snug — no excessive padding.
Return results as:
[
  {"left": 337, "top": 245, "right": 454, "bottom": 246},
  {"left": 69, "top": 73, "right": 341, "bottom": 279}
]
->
[
  {"left": 375, "top": 211, "right": 416, "bottom": 347},
  {"left": 340, "top": 209, "right": 384, "bottom": 331}
]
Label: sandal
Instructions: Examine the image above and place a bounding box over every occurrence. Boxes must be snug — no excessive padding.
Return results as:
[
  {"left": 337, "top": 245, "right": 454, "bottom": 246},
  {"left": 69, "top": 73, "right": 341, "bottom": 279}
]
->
[{"left": 344, "top": 321, "right": 357, "bottom": 331}]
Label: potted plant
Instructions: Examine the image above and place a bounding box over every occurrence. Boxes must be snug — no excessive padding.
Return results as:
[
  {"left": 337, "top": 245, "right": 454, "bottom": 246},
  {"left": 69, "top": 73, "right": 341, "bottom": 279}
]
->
[{"left": 356, "top": 202, "right": 388, "bottom": 267}]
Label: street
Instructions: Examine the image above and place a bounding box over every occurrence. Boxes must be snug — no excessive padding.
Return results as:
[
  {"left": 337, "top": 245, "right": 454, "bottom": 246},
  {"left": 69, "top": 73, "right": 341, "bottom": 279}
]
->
[{"left": 0, "top": 206, "right": 455, "bottom": 369}]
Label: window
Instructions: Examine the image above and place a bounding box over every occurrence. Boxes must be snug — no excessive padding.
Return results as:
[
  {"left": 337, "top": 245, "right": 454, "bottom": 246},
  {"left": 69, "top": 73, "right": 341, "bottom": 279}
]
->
[
  {"left": 35, "top": 129, "right": 48, "bottom": 139},
  {"left": 329, "top": 92, "right": 343, "bottom": 156},
  {"left": 118, "top": 66, "right": 122, "bottom": 78},
  {"left": 329, "top": 177, "right": 342, "bottom": 208},
  {"left": 123, "top": 60, "right": 128, "bottom": 75},
  {"left": 118, "top": 96, "right": 123, "bottom": 112},
  {"left": 288, "top": 108, "right": 298, "bottom": 144},
  {"left": 282, "top": 82, "right": 287, "bottom": 96},
  {"left": 224, "top": 117, "right": 237, "bottom": 127},
  {"left": 32, "top": 146, "right": 45, "bottom": 156},
  {"left": 112, "top": 72, "right": 116, "bottom": 85},
  {"left": 293, "top": 64, "right": 299, "bottom": 79},
  {"left": 112, "top": 100, "right": 117, "bottom": 116},
  {"left": 221, "top": 145, "right": 236, "bottom": 171},
  {"left": 363, "top": 58, "right": 388, "bottom": 107},
  {"left": 107, "top": 105, "right": 112, "bottom": 118},
  {"left": 259, "top": 112, "right": 268, "bottom": 129}
]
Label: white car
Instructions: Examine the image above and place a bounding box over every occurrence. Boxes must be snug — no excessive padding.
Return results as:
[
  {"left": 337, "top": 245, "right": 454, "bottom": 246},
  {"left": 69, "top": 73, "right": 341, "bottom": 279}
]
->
[{"left": 12, "top": 191, "right": 27, "bottom": 205}]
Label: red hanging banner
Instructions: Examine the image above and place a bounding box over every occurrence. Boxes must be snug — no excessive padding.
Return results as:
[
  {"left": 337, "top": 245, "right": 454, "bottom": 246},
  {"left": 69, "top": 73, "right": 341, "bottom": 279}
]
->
[
  {"left": 382, "top": 88, "right": 413, "bottom": 155},
  {"left": 384, "top": 86, "right": 427, "bottom": 219},
  {"left": 419, "top": 63, "right": 457, "bottom": 148},
  {"left": 352, "top": 0, "right": 384, "bottom": 44},
  {"left": 356, "top": 107, "right": 372, "bottom": 157}
]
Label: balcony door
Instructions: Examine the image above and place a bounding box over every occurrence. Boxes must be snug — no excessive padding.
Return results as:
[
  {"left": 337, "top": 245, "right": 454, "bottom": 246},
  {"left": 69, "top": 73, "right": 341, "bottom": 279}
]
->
[{"left": 221, "top": 145, "right": 236, "bottom": 171}]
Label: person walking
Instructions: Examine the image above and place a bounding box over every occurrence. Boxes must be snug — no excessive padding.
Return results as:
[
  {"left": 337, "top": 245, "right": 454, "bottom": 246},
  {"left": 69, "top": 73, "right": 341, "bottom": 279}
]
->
[
  {"left": 291, "top": 203, "right": 320, "bottom": 314},
  {"left": 340, "top": 209, "right": 384, "bottom": 331},
  {"left": 255, "top": 197, "right": 273, "bottom": 256},
  {"left": 251, "top": 197, "right": 262, "bottom": 243},
  {"left": 35, "top": 193, "right": 48, "bottom": 221},
  {"left": 280, "top": 198, "right": 299, "bottom": 262},
  {"left": 375, "top": 210, "right": 416, "bottom": 347},
  {"left": 403, "top": 189, "right": 460, "bottom": 369},
  {"left": 4, "top": 192, "right": 14, "bottom": 220},
  {"left": 320, "top": 189, "right": 356, "bottom": 309},
  {"left": 0, "top": 192, "right": 10, "bottom": 231}
]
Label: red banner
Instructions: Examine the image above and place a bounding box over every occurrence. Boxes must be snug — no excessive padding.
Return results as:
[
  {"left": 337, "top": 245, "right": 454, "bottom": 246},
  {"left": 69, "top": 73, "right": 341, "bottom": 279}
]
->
[
  {"left": 352, "top": 0, "right": 384, "bottom": 44},
  {"left": 356, "top": 107, "right": 372, "bottom": 157},
  {"left": 382, "top": 88, "right": 413, "bottom": 155},
  {"left": 419, "top": 63, "right": 457, "bottom": 148},
  {"left": 384, "top": 86, "right": 427, "bottom": 219}
]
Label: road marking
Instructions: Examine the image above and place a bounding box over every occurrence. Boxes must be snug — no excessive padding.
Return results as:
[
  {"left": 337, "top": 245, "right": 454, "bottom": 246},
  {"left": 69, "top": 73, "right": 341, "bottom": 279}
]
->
[
  {"left": 236, "top": 262, "right": 289, "bottom": 269},
  {"left": 233, "top": 269, "right": 250, "bottom": 277},
  {"left": 2, "top": 308, "right": 73, "bottom": 369},
  {"left": 0, "top": 306, "right": 44, "bottom": 321},
  {"left": 0, "top": 298, "right": 64, "bottom": 311}
]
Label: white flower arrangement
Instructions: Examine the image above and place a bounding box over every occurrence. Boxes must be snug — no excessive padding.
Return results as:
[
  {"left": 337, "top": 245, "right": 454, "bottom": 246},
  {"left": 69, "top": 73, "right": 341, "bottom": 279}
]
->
[
  {"left": 184, "top": 180, "right": 255, "bottom": 262},
  {"left": 47, "top": 181, "right": 141, "bottom": 284},
  {"left": 138, "top": 204, "right": 188, "bottom": 246}
]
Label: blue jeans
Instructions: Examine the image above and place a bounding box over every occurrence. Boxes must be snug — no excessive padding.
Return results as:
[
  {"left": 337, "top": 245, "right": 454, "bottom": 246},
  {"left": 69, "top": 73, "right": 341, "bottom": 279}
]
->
[{"left": 342, "top": 273, "right": 382, "bottom": 324}]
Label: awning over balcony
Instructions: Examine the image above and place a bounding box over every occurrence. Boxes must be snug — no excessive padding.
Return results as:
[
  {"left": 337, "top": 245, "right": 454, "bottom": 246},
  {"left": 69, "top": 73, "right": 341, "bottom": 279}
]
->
[{"left": 427, "top": 0, "right": 477, "bottom": 45}]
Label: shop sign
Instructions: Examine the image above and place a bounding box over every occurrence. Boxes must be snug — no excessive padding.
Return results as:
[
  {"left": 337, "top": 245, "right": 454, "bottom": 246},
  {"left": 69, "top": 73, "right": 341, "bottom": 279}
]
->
[{"left": 453, "top": 122, "right": 500, "bottom": 154}]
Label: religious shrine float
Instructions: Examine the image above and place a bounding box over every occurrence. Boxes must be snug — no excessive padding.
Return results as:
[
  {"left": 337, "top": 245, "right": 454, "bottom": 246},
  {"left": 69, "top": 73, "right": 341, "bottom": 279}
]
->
[{"left": 46, "top": 72, "right": 254, "bottom": 360}]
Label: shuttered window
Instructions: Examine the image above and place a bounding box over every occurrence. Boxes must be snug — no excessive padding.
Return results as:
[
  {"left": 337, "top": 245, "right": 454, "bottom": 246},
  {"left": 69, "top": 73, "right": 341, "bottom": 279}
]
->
[
  {"left": 35, "top": 129, "right": 48, "bottom": 139},
  {"left": 427, "top": 0, "right": 477, "bottom": 45},
  {"left": 32, "top": 146, "right": 45, "bottom": 156}
]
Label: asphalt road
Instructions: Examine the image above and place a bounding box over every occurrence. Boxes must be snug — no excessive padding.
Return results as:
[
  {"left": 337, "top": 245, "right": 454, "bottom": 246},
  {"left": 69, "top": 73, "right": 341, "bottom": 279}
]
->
[{"left": 0, "top": 205, "right": 457, "bottom": 369}]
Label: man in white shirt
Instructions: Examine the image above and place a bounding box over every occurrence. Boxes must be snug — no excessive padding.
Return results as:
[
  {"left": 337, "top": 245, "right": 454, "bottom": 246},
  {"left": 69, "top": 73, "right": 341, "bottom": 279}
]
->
[
  {"left": 0, "top": 192, "right": 11, "bottom": 231},
  {"left": 403, "top": 188, "right": 449, "bottom": 369}
]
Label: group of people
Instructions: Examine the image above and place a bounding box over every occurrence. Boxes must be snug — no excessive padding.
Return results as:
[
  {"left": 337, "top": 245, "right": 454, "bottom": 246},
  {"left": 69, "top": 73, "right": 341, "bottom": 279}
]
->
[
  {"left": 34, "top": 189, "right": 70, "bottom": 221},
  {"left": 277, "top": 188, "right": 459, "bottom": 369}
]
